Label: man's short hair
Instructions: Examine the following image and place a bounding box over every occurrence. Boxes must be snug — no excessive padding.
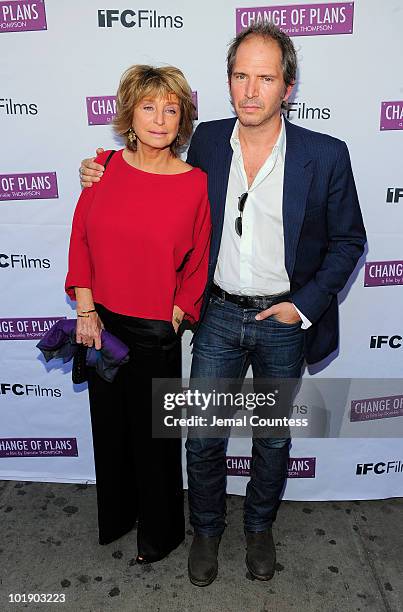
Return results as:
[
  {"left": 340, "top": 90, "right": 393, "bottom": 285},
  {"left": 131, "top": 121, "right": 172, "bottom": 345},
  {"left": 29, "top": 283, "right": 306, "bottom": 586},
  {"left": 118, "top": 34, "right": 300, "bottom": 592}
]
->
[
  {"left": 113, "top": 64, "right": 195, "bottom": 156},
  {"left": 227, "top": 22, "right": 298, "bottom": 89}
]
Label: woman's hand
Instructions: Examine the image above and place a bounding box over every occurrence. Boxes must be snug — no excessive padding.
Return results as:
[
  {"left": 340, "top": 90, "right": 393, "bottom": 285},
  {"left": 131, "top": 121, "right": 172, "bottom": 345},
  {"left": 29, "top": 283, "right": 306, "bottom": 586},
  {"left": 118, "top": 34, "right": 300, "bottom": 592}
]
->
[
  {"left": 172, "top": 305, "right": 185, "bottom": 334},
  {"left": 76, "top": 311, "right": 103, "bottom": 349}
]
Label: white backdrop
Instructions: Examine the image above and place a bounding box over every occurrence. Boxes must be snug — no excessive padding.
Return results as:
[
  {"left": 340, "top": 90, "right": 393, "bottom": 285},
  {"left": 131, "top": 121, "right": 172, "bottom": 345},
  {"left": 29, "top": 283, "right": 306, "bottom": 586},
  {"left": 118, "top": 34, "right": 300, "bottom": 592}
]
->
[{"left": 1, "top": 0, "right": 402, "bottom": 499}]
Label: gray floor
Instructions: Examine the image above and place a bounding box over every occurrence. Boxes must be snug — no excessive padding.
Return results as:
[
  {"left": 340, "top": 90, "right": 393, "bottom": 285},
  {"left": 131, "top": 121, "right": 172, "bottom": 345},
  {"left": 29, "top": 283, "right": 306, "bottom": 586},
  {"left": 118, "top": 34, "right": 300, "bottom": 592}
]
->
[{"left": 0, "top": 480, "right": 402, "bottom": 612}]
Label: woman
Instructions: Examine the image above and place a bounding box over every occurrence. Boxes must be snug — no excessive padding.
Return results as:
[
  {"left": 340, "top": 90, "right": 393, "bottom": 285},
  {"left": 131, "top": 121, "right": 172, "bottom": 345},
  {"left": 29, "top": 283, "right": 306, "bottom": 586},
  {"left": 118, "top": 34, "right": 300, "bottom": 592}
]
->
[{"left": 65, "top": 65, "right": 211, "bottom": 563}]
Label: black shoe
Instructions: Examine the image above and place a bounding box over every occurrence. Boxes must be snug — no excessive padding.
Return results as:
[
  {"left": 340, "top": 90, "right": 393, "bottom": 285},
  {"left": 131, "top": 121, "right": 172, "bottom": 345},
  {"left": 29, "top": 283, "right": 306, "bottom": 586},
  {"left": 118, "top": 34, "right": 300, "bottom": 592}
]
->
[
  {"left": 245, "top": 528, "right": 276, "bottom": 580},
  {"left": 188, "top": 534, "right": 221, "bottom": 587}
]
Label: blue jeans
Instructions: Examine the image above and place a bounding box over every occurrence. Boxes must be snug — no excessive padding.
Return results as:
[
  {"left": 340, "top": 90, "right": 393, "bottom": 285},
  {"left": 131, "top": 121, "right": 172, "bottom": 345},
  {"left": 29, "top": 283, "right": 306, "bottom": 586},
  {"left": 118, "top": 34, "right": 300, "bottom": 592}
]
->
[{"left": 186, "top": 292, "right": 304, "bottom": 535}]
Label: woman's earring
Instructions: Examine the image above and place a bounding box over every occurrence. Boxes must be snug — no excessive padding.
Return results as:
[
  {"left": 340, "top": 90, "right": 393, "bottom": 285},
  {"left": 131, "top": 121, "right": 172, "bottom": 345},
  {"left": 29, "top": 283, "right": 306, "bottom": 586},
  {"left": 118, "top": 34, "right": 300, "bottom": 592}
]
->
[
  {"left": 176, "top": 132, "right": 181, "bottom": 145},
  {"left": 128, "top": 127, "right": 137, "bottom": 143}
]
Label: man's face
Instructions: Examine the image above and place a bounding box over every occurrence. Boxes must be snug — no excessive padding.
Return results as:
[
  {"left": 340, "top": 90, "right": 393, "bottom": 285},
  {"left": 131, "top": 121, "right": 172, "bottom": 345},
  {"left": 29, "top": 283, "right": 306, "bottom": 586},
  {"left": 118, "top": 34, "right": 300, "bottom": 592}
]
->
[{"left": 229, "top": 35, "right": 294, "bottom": 128}]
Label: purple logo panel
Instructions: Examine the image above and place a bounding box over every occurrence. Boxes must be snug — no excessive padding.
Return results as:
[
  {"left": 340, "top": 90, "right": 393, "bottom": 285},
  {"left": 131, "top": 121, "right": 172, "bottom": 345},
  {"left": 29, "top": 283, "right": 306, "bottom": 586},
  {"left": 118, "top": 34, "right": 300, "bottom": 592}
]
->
[
  {"left": 86, "top": 96, "right": 117, "bottom": 125},
  {"left": 351, "top": 394, "right": 403, "bottom": 422},
  {"left": 87, "top": 92, "right": 199, "bottom": 125},
  {"left": 0, "top": 317, "right": 65, "bottom": 340},
  {"left": 226, "top": 455, "right": 251, "bottom": 476},
  {"left": 364, "top": 261, "right": 403, "bottom": 287},
  {"left": 380, "top": 101, "right": 403, "bottom": 131},
  {"left": 0, "top": 172, "right": 58, "bottom": 201},
  {"left": 288, "top": 457, "right": 316, "bottom": 478},
  {"left": 236, "top": 2, "right": 354, "bottom": 36},
  {"left": 227, "top": 455, "right": 316, "bottom": 477},
  {"left": 0, "top": 1, "right": 47, "bottom": 33},
  {"left": 0, "top": 438, "right": 78, "bottom": 458}
]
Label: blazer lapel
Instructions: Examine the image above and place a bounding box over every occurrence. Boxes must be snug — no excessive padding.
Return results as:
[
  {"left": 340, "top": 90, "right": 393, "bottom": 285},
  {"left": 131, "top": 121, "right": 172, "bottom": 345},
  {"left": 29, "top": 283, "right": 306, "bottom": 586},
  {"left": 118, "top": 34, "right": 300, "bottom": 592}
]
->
[
  {"left": 283, "top": 119, "right": 313, "bottom": 279},
  {"left": 208, "top": 120, "right": 235, "bottom": 270}
]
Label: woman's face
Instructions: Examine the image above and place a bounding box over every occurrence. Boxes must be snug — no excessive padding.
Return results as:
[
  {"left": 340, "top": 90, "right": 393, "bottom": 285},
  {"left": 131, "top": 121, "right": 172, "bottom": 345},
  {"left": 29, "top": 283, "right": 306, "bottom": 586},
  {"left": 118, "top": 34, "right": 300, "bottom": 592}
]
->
[{"left": 132, "top": 93, "right": 181, "bottom": 150}]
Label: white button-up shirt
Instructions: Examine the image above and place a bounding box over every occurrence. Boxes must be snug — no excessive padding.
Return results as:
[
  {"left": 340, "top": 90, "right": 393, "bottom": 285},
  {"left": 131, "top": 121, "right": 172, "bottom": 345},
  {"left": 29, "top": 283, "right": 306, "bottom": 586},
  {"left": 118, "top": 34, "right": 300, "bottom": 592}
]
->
[{"left": 214, "top": 116, "right": 310, "bottom": 328}]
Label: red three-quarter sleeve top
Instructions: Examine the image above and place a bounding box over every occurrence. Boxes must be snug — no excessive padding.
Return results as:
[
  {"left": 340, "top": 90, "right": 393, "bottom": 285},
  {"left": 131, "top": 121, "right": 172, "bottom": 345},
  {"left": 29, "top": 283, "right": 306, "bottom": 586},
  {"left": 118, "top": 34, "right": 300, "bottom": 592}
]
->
[{"left": 65, "top": 149, "right": 211, "bottom": 324}]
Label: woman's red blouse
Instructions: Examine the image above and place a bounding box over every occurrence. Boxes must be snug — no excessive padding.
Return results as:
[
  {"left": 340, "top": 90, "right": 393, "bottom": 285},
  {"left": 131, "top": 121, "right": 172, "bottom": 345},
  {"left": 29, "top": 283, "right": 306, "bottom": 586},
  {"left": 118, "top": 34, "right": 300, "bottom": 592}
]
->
[{"left": 65, "top": 149, "right": 211, "bottom": 323}]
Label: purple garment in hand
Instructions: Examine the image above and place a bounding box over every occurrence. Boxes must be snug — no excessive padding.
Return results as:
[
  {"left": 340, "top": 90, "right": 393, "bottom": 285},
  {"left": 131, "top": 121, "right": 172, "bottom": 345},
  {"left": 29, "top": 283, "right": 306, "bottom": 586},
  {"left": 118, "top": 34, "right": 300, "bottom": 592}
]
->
[{"left": 37, "top": 319, "right": 129, "bottom": 382}]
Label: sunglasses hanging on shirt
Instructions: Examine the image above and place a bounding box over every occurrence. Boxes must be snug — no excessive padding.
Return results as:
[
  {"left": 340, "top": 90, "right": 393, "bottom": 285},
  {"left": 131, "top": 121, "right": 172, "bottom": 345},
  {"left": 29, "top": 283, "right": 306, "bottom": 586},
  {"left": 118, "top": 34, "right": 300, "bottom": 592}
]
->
[{"left": 235, "top": 192, "right": 249, "bottom": 237}]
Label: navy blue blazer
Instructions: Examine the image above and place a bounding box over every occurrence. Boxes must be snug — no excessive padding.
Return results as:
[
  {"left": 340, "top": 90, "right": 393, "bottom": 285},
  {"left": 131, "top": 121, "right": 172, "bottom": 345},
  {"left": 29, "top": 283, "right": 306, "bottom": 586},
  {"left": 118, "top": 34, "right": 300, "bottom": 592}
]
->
[{"left": 186, "top": 117, "right": 366, "bottom": 365}]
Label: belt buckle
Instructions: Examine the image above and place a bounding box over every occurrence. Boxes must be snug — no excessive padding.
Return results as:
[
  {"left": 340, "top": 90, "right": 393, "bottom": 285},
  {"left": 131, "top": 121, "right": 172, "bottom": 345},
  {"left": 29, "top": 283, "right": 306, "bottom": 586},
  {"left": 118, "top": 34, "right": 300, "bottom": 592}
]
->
[{"left": 256, "top": 296, "right": 269, "bottom": 309}]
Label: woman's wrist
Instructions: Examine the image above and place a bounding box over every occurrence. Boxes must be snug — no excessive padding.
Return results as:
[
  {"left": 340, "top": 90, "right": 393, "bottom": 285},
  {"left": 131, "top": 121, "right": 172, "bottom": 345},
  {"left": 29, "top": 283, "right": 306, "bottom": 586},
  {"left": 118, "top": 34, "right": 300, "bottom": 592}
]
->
[
  {"left": 77, "top": 304, "right": 95, "bottom": 313},
  {"left": 75, "top": 288, "right": 95, "bottom": 313},
  {"left": 77, "top": 308, "right": 97, "bottom": 318}
]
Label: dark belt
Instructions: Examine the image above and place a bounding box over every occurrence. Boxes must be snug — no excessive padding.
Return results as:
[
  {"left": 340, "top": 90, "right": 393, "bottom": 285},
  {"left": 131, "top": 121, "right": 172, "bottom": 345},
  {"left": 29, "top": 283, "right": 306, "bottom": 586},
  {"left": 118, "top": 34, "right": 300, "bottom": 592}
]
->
[{"left": 211, "top": 284, "right": 291, "bottom": 310}]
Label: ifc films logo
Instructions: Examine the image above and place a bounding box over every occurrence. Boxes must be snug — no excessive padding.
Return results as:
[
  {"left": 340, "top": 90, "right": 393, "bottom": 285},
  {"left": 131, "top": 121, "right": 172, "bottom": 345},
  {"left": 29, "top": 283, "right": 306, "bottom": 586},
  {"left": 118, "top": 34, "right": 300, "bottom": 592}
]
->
[{"left": 98, "top": 9, "right": 183, "bottom": 29}]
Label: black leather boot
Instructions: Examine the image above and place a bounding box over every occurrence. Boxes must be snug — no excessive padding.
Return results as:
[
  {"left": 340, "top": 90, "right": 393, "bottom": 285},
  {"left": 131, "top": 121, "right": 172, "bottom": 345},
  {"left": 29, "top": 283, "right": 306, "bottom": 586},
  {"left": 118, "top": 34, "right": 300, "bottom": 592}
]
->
[
  {"left": 188, "top": 534, "right": 221, "bottom": 586},
  {"left": 245, "top": 529, "right": 276, "bottom": 580}
]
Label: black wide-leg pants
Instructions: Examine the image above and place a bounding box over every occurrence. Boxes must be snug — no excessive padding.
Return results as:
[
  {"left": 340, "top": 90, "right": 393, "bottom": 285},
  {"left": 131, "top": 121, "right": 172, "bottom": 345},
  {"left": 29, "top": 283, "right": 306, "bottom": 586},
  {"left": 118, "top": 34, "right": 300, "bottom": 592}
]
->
[{"left": 86, "top": 303, "right": 184, "bottom": 562}]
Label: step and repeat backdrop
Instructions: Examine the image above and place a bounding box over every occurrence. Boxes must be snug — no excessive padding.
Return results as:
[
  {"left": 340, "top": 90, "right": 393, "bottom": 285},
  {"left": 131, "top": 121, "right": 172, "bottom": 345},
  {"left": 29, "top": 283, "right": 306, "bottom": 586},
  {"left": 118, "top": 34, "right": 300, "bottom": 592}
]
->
[{"left": 0, "top": 0, "right": 402, "bottom": 500}]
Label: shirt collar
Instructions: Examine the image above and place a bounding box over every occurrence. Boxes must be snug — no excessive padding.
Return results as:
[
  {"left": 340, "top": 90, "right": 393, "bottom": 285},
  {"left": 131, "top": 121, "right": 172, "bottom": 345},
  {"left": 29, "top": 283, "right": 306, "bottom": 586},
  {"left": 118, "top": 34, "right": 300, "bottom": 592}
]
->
[{"left": 230, "top": 114, "right": 286, "bottom": 161}]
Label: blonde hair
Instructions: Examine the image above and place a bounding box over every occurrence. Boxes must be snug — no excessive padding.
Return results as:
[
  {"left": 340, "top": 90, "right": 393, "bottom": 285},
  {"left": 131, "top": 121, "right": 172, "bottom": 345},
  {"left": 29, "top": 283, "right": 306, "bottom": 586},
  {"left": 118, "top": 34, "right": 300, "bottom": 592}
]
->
[{"left": 113, "top": 64, "right": 196, "bottom": 155}]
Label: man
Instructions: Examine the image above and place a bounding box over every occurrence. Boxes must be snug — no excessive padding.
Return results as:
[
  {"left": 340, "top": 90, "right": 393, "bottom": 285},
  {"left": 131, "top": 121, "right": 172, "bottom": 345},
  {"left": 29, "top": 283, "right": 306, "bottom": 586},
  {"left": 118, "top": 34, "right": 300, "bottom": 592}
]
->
[{"left": 80, "top": 23, "right": 366, "bottom": 587}]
